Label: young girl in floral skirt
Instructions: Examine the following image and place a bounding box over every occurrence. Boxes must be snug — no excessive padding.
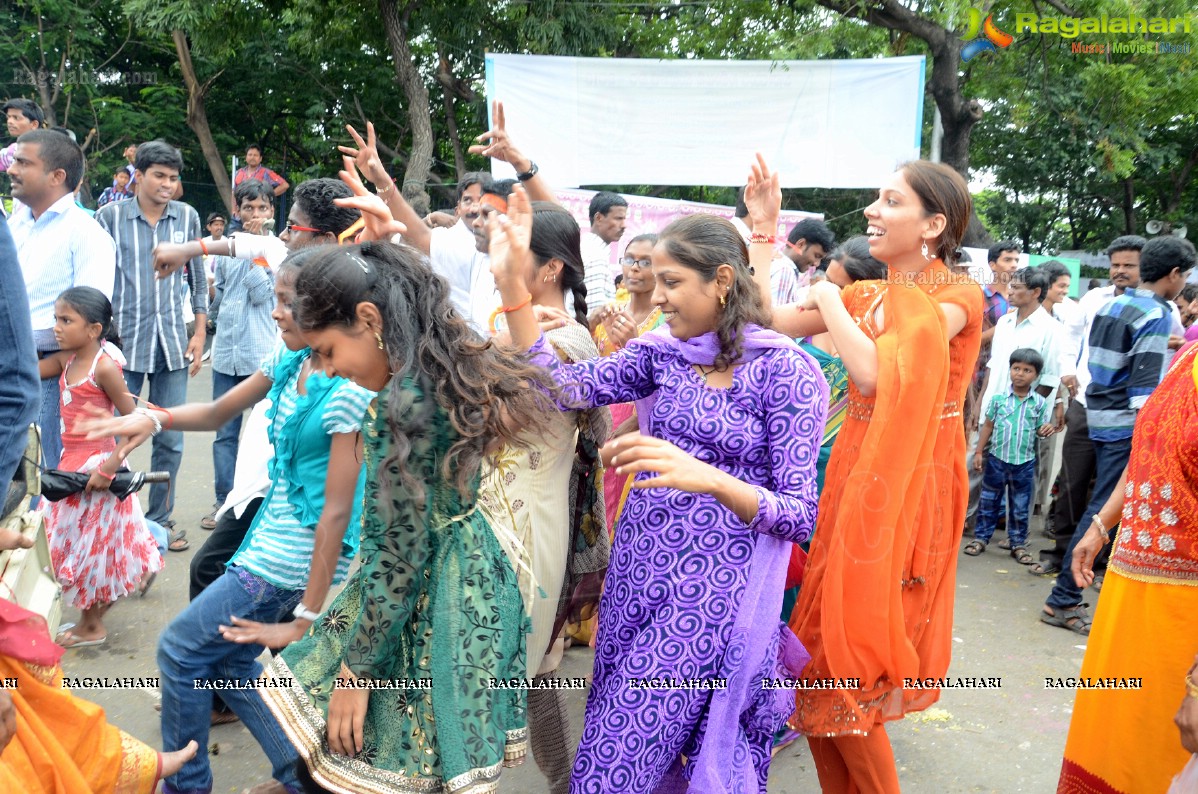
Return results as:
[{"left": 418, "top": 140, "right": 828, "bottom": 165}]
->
[{"left": 38, "top": 286, "right": 162, "bottom": 648}]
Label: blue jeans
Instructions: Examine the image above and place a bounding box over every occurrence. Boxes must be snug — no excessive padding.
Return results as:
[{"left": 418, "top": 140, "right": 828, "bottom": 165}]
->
[
  {"left": 123, "top": 361, "right": 188, "bottom": 524},
  {"left": 146, "top": 518, "right": 168, "bottom": 556},
  {"left": 159, "top": 567, "right": 303, "bottom": 794},
  {"left": 38, "top": 369, "right": 63, "bottom": 469},
  {"left": 1046, "top": 437, "right": 1133, "bottom": 610},
  {"left": 211, "top": 371, "right": 249, "bottom": 505},
  {"left": 975, "top": 456, "right": 1035, "bottom": 547}
]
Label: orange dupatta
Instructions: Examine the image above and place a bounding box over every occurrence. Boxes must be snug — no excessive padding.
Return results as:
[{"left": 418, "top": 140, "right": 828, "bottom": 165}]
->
[{"left": 790, "top": 278, "right": 950, "bottom": 736}]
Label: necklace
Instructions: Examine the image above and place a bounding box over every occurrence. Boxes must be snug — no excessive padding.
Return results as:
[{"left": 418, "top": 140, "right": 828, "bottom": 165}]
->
[{"left": 696, "top": 363, "right": 722, "bottom": 384}]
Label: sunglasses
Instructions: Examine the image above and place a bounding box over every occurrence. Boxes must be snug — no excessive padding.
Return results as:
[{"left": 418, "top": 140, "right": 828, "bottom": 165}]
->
[{"left": 283, "top": 222, "right": 323, "bottom": 235}]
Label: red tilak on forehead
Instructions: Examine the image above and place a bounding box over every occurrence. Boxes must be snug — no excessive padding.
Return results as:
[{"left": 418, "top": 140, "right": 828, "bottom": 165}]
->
[{"left": 479, "top": 194, "right": 508, "bottom": 214}]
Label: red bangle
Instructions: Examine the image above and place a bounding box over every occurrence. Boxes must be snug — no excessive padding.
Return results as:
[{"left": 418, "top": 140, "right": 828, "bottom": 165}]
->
[
  {"left": 748, "top": 233, "right": 776, "bottom": 245},
  {"left": 198, "top": 239, "right": 209, "bottom": 255},
  {"left": 501, "top": 294, "right": 533, "bottom": 314},
  {"left": 94, "top": 468, "right": 116, "bottom": 481},
  {"left": 161, "top": 408, "right": 174, "bottom": 430}
]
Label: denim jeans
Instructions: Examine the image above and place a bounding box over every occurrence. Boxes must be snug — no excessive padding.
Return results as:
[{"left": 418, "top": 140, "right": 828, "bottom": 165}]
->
[
  {"left": 1046, "top": 437, "right": 1133, "bottom": 610},
  {"left": 123, "top": 359, "right": 189, "bottom": 524},
  {"left": 146, "top": 518, "right": 168, "bottom": 556},
  {"left": 159, "top": 566, "right": 303, "bottom": 794},
  {"left": 211, "top": 370, "right": 249, "bottom": 505},
  {"left": 0, "top": 215, "right": 40, "bottom": 485},
  {"left": 975, "top": 456, "right": 1035, "bottom": 547},
  {"left": 38, "top": 371, "right": 63, "bottom": 469}
]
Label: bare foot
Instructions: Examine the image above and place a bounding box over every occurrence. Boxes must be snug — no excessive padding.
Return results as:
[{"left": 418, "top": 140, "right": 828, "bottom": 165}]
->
[
  {"left": 160, "top": 739, "right": 199, "bottom": 777},
  {"left": 0, "top": 526, "right": 32, "bottom": 552},
  {"left": 242, "top": 781, "right": 289, "bottom": 794}
]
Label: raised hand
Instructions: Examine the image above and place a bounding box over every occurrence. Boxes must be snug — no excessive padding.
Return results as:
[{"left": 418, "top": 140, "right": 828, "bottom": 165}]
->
[
  {"left": 468, "top": 100, "right": 532, "bottom": 172},
  {"left": 488, "top": 184, "right": 534, "bottom": 286},
  {"left": 605, "top": 309, "right": 638, "bottom": 348},
  {"left": 335, "top": 155, "right": 407, "bottom": 242},
  {"left": 338, "top": 122, "right": 391, "bottom": 187},
  {"left": 744, "top": 152, "right": 782, "bottom": 232}
]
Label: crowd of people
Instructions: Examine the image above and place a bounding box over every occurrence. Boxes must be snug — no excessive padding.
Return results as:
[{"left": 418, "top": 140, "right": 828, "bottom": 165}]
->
[{"left": 1, "top": 92, "right": 1197, "bottom": 794}]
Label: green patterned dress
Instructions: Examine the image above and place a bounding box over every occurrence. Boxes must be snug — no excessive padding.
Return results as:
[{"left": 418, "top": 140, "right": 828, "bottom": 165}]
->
[{"left": 258, "top": 379, "right": 530, "bottom": 794}]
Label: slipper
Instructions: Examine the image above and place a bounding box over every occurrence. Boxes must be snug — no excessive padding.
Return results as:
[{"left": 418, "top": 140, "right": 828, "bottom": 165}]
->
[
  {"left": 136, "top": 571, "right": 157, "bottom": 598},
  {"left": 57, "top": 622, "right": 76, "bottom": 634},
  {"left": 211, "top": 710, "right": 241, "bottom": 726},
  {"left": 1029, "top": 561, "right": 1061, "bottom": 577},
  {"left": 56, "top": 630, "right": 107, "bottom": 649},
  {"left": 169, "top": 529, "right": 190, "bottom": 552},
  {"left": 1040, "top": 604, "right": 1092, "bottom": 636}
]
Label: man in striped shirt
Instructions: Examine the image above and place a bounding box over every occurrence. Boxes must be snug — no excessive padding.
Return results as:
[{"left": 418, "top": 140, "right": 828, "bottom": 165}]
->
[
  {"left": 1042, "top": 235, "right": 1196, "bottom": 634},
  {"left": 95, "top": 141, "right": 208, "bottom": 540},
  {"left": 7, "top": 129, "right": 116, "bottom": 467}
]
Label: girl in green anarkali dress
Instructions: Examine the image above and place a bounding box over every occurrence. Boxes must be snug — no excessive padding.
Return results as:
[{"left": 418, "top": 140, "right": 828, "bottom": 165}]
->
[{"left": 255, "top": 237, "right": 564, "bottom": 794}]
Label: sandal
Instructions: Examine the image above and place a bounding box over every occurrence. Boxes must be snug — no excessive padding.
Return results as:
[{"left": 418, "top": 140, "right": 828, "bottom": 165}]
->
[
  {"left": 1010, "top": 547, "right": 1034, "bottom": 565},
  {"left": 963, "top": 540, "right": 986, "bottom": 556},
  {"left": 998, "top": 538, "right": 1011, "bottom": 550},
  {"left": 1029, "top": 561, "right": 1061, "bottom": 577},
  {"left": 136, "top": 571, "right": 157, "bottom": 598},
  {"left": 1040, "top": 604, "right": 1092, "bottom": 635},
  {"left": 169, "top": 528, "right": 190, "bottom": 552}
]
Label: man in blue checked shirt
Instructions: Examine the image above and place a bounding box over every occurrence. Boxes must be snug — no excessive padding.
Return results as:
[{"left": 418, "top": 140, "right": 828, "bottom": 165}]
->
[
  {"left": 95, "top": 141, "right": 208, "bottom": 548},
  {"left": 1041, "top": 235, "right": 1197, "bottom": 635}
]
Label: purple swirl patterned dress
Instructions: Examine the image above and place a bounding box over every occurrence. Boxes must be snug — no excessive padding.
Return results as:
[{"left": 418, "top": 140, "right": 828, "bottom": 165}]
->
[{"left": 530, "top": 327, "right": 826, "bottom": 794}]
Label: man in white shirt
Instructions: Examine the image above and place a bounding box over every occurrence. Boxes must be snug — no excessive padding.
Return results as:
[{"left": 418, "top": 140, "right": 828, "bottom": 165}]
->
[
  {"left": 580, "top": 191, "right": 627, "bottom": 317},
  {"left": 7, "top": 129, "right": 116, "bottom": 466},
  {"left": 968, "top": 266, "right": 1065, "bottom": 533}
]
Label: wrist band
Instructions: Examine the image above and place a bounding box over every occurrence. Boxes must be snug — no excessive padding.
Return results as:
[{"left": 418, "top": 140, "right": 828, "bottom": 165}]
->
[
  {"left": 1091, "top": 515, "right": 1110, "bottom": 546},
  {"left": 94, "top": 468, "right": 116, "bottom": 481},
  {"left": 501, "top": 294, "right": 533, "bottom": 314},
  {"left": 292, "top": 603, "right": 322, "bottom": 623},
  {"left": 748, "top": 233, "right": 776, "bottom": 245},
  {"left": 488, "top": 294, "right": 534, "bottom": 336},
  {"left": 198, "top": 239, "right": 209, "bottom": 255}
]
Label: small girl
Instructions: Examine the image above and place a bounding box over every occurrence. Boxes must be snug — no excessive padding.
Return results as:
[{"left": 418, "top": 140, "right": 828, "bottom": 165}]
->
[{"left": 38, "top": 286, "right": 163, "bottom": 648}]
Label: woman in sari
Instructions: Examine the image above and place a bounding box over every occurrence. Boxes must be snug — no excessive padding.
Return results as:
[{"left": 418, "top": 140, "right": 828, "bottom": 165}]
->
[
  {"left": 1057, "top": 343, "right": 1198, "bottom": 793},
  {"left": 480, "top": 203, "right": 610, "bottom": 794},
  {"left": 591, "top": 233, "right": 665, "bottom": 532},
  {"left": 746, "top": 157, "right": 971, "bottom": 792}
]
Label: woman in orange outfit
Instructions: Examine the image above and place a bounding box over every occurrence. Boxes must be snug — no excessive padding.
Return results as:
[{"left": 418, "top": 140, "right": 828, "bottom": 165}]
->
[{"left": 745, "top": 158, "right": 974, "bottom": 792}]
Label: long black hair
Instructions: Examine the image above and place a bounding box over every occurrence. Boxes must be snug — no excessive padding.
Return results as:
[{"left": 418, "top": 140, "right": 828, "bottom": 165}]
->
[
  {"left": 530, "top": 202, "right": 589, "bottom": 325},
  {"left": 291, "top": 240, "right": 561, "bottom": 501},
  {"left": 57, "top": 286, "right": 121, "bottom": 348}
]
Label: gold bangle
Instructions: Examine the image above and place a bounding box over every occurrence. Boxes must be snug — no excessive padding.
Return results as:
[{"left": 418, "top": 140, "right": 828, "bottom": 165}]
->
[
  {"left": 1185, "top": 673, "right": 1198, "bottom": 700},
  {"left": 376, "top": 181, "right": 395, "bottom": 196}
]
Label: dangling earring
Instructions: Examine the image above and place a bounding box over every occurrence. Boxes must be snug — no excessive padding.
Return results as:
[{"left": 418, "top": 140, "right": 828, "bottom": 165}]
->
[
  {"left": 374, "top": 331, "right": 384, "bottom": 350},
  {"left": 552, "top": 272, "right": 557, "bottom": 284},
  {"left": 921, "top": 241, "right": 931, "bottom": 260},
  {"left": 719, "top": 292, "right": 727, "bottom": 309}
]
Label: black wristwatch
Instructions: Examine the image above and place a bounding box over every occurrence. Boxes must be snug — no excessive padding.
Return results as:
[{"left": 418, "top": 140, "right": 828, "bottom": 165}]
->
[{"left": 516, "top": 161, "right": 539, "bottom": 182}]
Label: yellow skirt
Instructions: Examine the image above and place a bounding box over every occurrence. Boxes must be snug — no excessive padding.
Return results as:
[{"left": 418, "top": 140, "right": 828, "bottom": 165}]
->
[{"left": 1058, "top": 570, "right": 1196, "bottom": 793}]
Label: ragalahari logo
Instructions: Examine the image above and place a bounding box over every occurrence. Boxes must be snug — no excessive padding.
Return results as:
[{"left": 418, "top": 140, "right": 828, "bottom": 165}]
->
[{"left": 961, "top": 8, "right": 1015, "bottom": 61}]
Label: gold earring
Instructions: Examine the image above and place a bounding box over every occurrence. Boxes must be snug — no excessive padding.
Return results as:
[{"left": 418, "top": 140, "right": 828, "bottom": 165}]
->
[
  {"left": 552, "top": 272, "right": 557, "bottom": 284},
  {"left": 719, "top": 292, "right": 727, "bottom": 309},
  {"left": 374, "top": 331, "right": 384, "bottom": 350}
]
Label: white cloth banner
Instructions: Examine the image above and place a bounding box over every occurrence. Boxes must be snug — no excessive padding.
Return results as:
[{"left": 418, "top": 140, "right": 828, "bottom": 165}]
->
[{"left": 485, "top": 53, "right": 925, "bottom": 189}]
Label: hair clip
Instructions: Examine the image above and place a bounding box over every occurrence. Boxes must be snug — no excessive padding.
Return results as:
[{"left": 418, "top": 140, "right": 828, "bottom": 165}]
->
[{"left": 346, "top": 253, "right": 370, "bottom": 274}]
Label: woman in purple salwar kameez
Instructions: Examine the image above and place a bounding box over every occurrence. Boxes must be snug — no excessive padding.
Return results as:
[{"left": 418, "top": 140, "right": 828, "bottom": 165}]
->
[{"left": 489, "top": 189, "right": 827, "bottom": 794}]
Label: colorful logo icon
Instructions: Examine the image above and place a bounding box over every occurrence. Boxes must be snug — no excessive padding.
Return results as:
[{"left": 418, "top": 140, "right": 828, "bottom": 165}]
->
[{"left": 961, "top": 8, "right": 1015, "bottom": 61}]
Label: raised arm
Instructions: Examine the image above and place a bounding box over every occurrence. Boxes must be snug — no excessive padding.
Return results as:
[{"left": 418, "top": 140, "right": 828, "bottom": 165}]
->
[
  {"left": 468, "top": 100, "right": 557, "bottom": 205},
  {"left": 809, "top": 280, "right": 880, "bottom": 396}
]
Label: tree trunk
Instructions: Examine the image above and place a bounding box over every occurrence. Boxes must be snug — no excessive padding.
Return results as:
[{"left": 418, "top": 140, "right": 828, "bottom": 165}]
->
[
  {"left": 438, "top": 52, "right": 466, "bottom": 179},
  {"left": 378, "top": 0, "right": 433, "bottom": 216},
  {"left": 172, "top": 30, "right": 234, "bottom": 214},
  {"left": 1121, "top": 177, "right": 1136, "bottom": 234}
]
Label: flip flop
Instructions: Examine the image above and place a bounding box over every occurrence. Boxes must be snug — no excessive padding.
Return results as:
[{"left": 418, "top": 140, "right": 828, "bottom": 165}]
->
[
  {"left": 57, "top": 622, "right": 76, "bottom": 634},
  {"left": 169, "top": 529, "right": 190, "bottom": 552},
  {"left": 56, "top": 630, "right": 107, "bottom": 649},
  {"left": 136, "top": 571, "right": 157, "bottom": 598}
]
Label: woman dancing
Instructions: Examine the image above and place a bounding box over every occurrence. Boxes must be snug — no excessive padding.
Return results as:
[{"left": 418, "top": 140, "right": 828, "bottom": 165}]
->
[{"left": 490, "top": 186, "right": 827, "bottom": 793}]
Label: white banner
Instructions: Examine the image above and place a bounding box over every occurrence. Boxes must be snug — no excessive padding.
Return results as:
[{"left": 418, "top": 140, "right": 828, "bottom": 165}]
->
[{"left": 485, "top": 53, "right": 925, "bottom": 189}]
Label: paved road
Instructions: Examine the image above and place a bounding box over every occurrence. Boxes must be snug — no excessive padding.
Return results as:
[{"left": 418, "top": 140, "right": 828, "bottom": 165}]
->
[{"left": 62, "top": 365, "right": 1091, "bottom": 793}]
